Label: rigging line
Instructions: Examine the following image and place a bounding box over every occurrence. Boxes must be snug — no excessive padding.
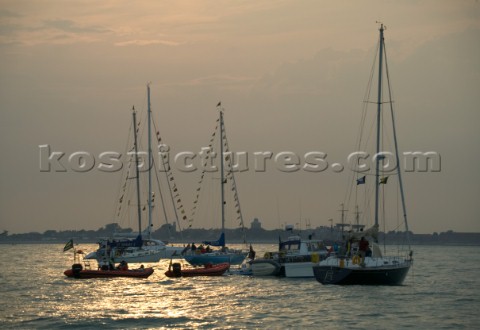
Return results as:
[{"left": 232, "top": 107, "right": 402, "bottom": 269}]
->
[
  {"left": 112, "top": 118, "right": 136, "bottom": 222},
  {"left": 343, "top": 41, "right": 379, "bottom": 210},
  {"left": 376, "top": 55, "right": 395, "bottom": 166},
  {"left": 134, "top": 108, "right": 148, "bottom": 151},
  {"left": 382, "top": 178, "right": 386, "bottom": 254},
  {"left": 151, "top": 117, "right": 184, "bottom": 234},
  {"left": 151, "top": 152, "right": 170, "bottom": 225},
  {"left": 362, "top": 180, "right": 371, "bottom": 226},
  {"left": 384, "top": 41, "right": 411, "bottom": 248},
  {"left": 359, "top": 177, "right": 375, "bottom": 228},
  {"left": 364, "top": 101, "right": 393, "bottom": 104},
  {"left": 357, "top": 40, "right": 380, "bottom": 151},
  {"left": 354, "top": 182, "right": 358, "bottom": 227},
  {"left": 193, "top": 118, "right": 221, "bottom": 229},
  {"left": 117, "top": 155, "right": 136, "bottom": 226},
  {"left": 203, "top": 170, "right": 221, "bottom": 230},
  {"left": 190, "top": 116, "right": 222, "bottom": 224},
  {"left": 350, "top": 171, "right": 397, "bottom": 176},
  {"left": 345, "top": 117, "right": 376, "bottom": 223},
  {"left": 396, "top": 176, "right": 401, "bottom": 252},
  {"left": 223, "top": 129, "right": 247, "bottom": 245},
  {"left": 138, "top": 91, "right": 183, "bottom": 237},
  {"left": 189, "top": 123, "right": 218, "bottom": 226},
  {"left": 132, "top": 108, "right": 143, "bottom": 235}
]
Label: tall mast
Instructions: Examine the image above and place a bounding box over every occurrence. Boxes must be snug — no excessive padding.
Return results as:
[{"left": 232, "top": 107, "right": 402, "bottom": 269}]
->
[
  {"left": 374, "top": 23, "right": 384, "bottom": 233},
  {"left": 219, "top": 109, "right": 226, "bottom": 240},
  {"left": 132, "top": 107, "right": 142, "bottom": 236},
  {"left": 147, "top": 83, "right": 152, "bottom": 239}
]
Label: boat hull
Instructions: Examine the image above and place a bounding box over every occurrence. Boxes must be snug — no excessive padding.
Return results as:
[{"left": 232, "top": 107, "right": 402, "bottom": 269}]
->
[
  {"left": 165, "top": 262, "right": 230, "bottom": 278},
  {"left": 64, "top": 267, "right": 154, "bottom": 279},
  {"left": 250, "top": 259, "right": 281, "bottom": 276},
  {"left": 251, "top": 251, "right": 327, "bottom": 278},
  {"left": 284, "top": 262, "right": 316, "bottom": 278},
  {"left": 184, "top": 252, "right": 247, "bottom": 266},
  {"left": 313, "top": 263, "right": 411, "bottom": 285},
  {"left": 86, "top": 246, "right": 185, "bottom": 263}
]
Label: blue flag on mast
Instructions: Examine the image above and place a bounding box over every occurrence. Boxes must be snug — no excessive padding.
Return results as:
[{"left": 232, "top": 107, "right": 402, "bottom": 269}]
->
[{"left": 356, "top": 176, "right": 366, "bottom": 185}]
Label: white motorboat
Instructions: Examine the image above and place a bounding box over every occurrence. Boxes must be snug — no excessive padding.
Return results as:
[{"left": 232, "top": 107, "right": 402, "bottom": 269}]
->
[{"left": 251, "top": 235, "right": 329, "bottom": 278}]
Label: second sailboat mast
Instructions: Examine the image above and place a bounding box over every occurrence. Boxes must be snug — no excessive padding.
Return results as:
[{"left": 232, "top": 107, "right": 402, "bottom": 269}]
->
[{"left": 219, "top": 109, "right": 225, "bottom": 235}]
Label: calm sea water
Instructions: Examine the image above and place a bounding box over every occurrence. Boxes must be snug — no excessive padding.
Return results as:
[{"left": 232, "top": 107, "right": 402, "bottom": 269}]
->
[{"left": 0, "top": 244, "right": 479, "bottom": 329}]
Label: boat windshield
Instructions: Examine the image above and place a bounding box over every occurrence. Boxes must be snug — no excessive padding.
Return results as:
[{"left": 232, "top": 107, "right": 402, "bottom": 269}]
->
[
  {"left": 280, "top": 241, "right": 300, "bottom": 252},
  {"left": 307, "top": 242, "right": 326, "bottom": 252}
]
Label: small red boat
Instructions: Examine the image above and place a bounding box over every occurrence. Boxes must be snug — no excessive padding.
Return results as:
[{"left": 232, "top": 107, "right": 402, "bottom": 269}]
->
[
  {"left": 165, "top": 262, "right": 230, "bottom": 278},
  {"left": 64, "top": 263, "right": 154, "bottom": 279}
]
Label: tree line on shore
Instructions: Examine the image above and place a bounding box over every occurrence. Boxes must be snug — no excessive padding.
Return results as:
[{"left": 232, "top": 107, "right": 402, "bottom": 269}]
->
[{"left": 1, "top": 223, "right": 479, "bottom": 245}]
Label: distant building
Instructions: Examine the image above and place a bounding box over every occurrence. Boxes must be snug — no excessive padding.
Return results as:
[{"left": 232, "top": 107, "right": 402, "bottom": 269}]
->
[
  {"left": 251, "top": 218, "right": 262, "bottom": 230},
  {"left": 160, "top": 222, "right": 176, "bottom": 233}
]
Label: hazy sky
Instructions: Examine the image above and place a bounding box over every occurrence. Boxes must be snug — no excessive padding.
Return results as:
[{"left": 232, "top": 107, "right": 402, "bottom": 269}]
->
[{"left": 1, "top": 0, "right": 479, "bottom": 234}]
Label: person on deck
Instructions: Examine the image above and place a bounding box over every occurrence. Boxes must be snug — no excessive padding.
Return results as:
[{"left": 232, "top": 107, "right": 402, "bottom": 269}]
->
[
  {"left": 118, "top": 260, "right": 128, "bottom": 271},
  {"left": 248, "top": 244, "right": 256, "bottom": 260},
  {"left": 359, "top": 237, "right": 369, "bottom": 264},
  {"left": 99, "top": 258, "right": 109, "bottom": 271},
  {"left": 181, "top": 244, "right": 191, "bottom": 255}
]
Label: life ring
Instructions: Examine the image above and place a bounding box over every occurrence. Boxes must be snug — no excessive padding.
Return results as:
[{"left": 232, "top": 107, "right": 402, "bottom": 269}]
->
[
  {"left": 264, "top": 252, "right": 271, "bottom": 259},
  {"left": 352, "top": 255, "right": 360, "bottom": 264}
]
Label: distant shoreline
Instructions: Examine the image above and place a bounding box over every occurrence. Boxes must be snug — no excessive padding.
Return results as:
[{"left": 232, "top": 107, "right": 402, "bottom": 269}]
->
[{"left": 1, "top": 241, "right": 479, "bottom": 247}]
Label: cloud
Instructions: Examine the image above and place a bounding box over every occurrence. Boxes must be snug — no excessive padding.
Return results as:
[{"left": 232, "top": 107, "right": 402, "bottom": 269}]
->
[
  {"left": 0, "top": 9, "right": 21, "bottom": 18},
  {"left": 114, "top": 39, "right": 183, "bottom": 47},
  {"left": 0, "top": 16, "right": 110, "bottom": 46},
  {"left": 42, "top": 19, "right": 109, "bottom": 34},
  {"left": 253, "top": 48, "right": 369, "bottom": 97},
  {"left": 185, "top": 75, "right": 258, "bottom": 86},
  {"left": 157, "top": 74, "right": 259, "bottom": 91}
]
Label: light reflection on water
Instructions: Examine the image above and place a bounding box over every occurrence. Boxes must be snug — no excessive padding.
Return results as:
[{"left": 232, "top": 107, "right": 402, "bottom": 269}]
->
[{"left": 0, "top": 244, "right": 479, "bottom": 329}]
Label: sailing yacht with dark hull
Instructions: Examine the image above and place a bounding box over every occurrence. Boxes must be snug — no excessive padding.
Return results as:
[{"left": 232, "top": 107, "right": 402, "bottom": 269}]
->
[
  {"left": 313, "top": 254, "right": 411, "bottom": 285},
  {"left": 313, "top": 24, "right": 413, "bottom": 285}
]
